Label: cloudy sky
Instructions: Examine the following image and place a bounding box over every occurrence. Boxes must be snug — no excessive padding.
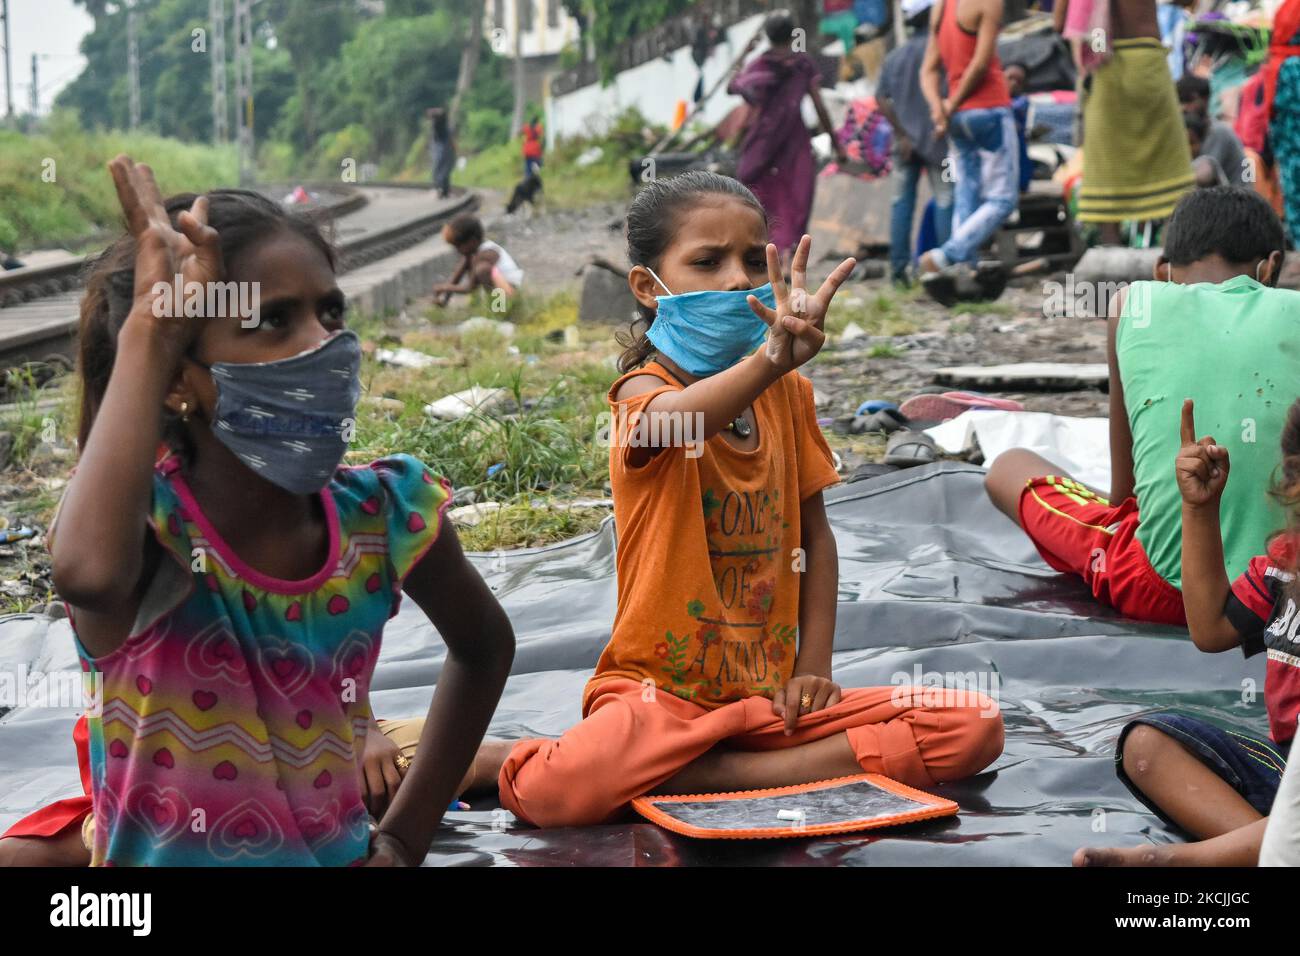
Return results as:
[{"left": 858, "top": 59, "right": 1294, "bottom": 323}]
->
[{"left": 4, "top": 0, "right": 94, "bottom": 115}]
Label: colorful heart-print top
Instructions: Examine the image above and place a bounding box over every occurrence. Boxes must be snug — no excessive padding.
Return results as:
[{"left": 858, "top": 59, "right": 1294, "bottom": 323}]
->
[{"left": 63, "top": 454, "right": 451, "bottom": 867}]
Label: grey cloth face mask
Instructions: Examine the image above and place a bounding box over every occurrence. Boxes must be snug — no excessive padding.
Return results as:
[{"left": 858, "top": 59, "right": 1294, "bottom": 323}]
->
[{"left": 193, "top": 330, "right": 362, "bottom": 494}]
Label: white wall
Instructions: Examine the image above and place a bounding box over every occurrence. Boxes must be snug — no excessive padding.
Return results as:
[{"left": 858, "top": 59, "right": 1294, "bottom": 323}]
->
[
  {"left": 487, "top": 0, "right": 583, "bottom": 58},
  {"left": 547, "top": 13, "right": 770, "bottom": 144}
]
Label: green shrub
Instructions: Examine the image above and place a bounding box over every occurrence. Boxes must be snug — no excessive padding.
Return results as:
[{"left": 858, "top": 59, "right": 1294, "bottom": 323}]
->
[{"left": 461, "top": 109, "right": 512, "bottom": 154}]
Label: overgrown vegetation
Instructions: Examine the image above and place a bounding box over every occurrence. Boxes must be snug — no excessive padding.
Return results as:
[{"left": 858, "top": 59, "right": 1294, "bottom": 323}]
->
[
  {"left": 0, "top": 115, "right": 236, "bottom": 252},
  {"left": 351, "top": 290, "right": 612, "bottom": 510}
]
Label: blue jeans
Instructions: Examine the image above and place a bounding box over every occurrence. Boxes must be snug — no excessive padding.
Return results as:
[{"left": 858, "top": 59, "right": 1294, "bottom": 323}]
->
[
  {"left": 889, "top": 156, "right": 954, "bottom": 278},
  {"left": 935, "top": 106, "right": 1019, "bottom": 267}
]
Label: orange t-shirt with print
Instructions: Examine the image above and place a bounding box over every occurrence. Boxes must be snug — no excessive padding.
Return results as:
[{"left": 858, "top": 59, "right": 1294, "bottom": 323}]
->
[{"left": 584, "top": 362, "right": 840, "bottom": 714}]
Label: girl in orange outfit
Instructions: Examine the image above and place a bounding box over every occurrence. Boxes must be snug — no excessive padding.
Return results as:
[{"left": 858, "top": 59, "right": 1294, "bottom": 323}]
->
[{"left": 461, "top": 171, "right": 1005, "bottom": 828}]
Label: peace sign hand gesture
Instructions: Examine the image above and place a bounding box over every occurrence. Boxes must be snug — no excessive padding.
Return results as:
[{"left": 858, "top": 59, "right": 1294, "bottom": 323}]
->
[
  {"left": 746, "top": 235, "right": 856, "bottom": 376},
  {"left": 110, "top": 154, "right": 224, "bottom": 359},
  {"left": 1175, "top": 399, "right": 1231, "bottom": 509}
]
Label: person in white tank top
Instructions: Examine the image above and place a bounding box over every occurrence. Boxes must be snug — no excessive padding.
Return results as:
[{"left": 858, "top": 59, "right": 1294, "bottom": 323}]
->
[{"left": 433, "top": 213, "right": 525, "bottom": 306}]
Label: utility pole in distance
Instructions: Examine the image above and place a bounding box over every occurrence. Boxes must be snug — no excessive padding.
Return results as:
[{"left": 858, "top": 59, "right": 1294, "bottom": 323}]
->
[
  {"left": 29, "top": 52, "right": 36, "bottom": 117},
  {"left": 127, "top": 2, "right": 141, "bottom": 129},
  {"left": 211, "top": 0, "right": 228, "bottom": 143},
  {"left": 233, "top": 0, "right": 253, "bottom": 184},
  {"left": 1, "top": 0, "right": 13, "bottom": 123}
]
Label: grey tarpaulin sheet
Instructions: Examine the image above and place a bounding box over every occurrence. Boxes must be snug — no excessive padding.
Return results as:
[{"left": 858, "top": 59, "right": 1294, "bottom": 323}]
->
[{"left": 0, "top": 462, "right": 1268, "bottom": 866}]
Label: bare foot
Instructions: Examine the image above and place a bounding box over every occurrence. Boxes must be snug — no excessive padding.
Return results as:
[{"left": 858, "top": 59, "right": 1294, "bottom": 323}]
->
[
  {"left": 458, "top": 739, "right": 516, "bottom": 796},
  {"left": 918, "top": 251, "right": 941, "bottom": 275},
  {"left": 1072, "top": 844, "right": 1174, "bottom": 867}
]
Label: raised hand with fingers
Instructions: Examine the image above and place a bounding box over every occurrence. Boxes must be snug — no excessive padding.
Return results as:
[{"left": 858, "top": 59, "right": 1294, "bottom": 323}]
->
[
  {"left": 746, "top": 234, "right": 856, "bottom": 376},
  {"left": 1175, "top": 399, "right": 1230, "bottom": 508},
  {"left": 109, "top": 154, "right": 224, "bottom": 360}
]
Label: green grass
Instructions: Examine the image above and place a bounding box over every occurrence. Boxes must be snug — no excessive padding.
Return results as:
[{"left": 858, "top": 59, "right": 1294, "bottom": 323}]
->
[
  {"left": 0, "top": 366, "right": 77, "bottom": 470},
  {"left": 959, "top": 300, "right": 1015, "bottom": 317},
  {"left": 345, "top": 289, "right": 618, "bottom": 548},
  {"left": 443, "top": 107, "right": 659, "bottom": 210},
  {"left": 826, "top": 287, "right": 921, "bottom": 338},
  {"left": 0, "top": 112, "right": 237, "bottom": 253},
  {"left": 456, "top": 498, "right": 611, "bottom": 552},
  {"left": 455, "top": 135, "right": 634, "bottom": 209}
]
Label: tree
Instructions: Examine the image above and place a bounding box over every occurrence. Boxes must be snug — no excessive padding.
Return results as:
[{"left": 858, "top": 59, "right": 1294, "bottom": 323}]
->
[
  {"left": 449, "top": 0, "right": 486, "bottom": 130},
  {"left": 55, "top": 0, "right": 513, "bottom": 171},
  {"left": 262, "top": 0, "right": 359, "bottom": 150}
]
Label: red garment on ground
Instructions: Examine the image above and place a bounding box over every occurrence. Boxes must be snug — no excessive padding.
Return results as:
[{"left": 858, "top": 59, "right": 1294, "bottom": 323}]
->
[
  {"left": 1018, "top": 476, "right": 1187, "bottom": 627},
  {"left": 1, "top": 715, "right": 92, "bottom": 840}
]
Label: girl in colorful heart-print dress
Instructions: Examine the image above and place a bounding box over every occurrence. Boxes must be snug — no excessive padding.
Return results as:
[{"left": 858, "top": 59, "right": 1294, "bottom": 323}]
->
[{"left": 0, "top": 157, "right": 514, "bottom": 867}]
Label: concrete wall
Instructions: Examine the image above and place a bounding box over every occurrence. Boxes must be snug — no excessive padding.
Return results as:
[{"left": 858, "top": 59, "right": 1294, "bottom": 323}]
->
[
  {"left": 547, "top": 13, "right": 768, "bottom": 144},
  {"left": 487, "top": 0, "right": 582, "bottom": 58}
]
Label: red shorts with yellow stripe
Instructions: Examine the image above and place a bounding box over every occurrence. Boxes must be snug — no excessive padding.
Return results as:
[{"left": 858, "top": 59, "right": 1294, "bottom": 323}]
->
[{"left": 1018, "top": 475, "right": 1187, "bottom": 626}]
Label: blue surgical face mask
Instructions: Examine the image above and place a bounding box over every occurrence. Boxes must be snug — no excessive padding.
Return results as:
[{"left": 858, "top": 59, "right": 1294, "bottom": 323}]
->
[
  {"left": 643, "top": 268, "right": 776, "bottom": 377},
  {"left": 192, "top": 330, "right": 362, "bottom": 494}
]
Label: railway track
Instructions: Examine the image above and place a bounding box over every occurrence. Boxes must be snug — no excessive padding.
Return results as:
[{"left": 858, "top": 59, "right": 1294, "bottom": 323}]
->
[{"left": 0, "top": 183, "right": 478, "bottom": 371}]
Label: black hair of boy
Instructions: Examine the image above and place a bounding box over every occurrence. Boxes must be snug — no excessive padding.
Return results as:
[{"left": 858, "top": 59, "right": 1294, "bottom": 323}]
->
[
  {"left": 446, "top": 213, "right": 484, "bottom": 247},
  {"left": 1162, "top": 186, "right": 1284, "bottom": 267},
  {"left": 1176, "top": 74, "right": 1211, "bottom": 108},
  {"left": 764, "top": 12, "right": 796, "bottom": 45}
]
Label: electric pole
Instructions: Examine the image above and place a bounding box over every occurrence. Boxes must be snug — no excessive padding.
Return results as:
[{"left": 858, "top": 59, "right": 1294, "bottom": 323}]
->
[
  {"left": 511, "top": 0, "right": 524, "bottom": 136},
  {"left": 29, "top": 52, "right": 36, "bottom": 117},
  {"left": 127, "top": 2, "right": 141, "bottom": 129},
  {"left": 1, "top": 0, "right": 13, "bottom": 122},
  {"left": 233, "top": 0, "right": 253, "bottom": 184},
  {"left": 211, "top": 0, "right": 227, "bottom": 143}
]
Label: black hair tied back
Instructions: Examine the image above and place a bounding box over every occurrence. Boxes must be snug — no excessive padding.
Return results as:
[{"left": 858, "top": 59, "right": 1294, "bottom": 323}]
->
[{"left": 617, "top": 171, "right": 767, "bottom": 373}]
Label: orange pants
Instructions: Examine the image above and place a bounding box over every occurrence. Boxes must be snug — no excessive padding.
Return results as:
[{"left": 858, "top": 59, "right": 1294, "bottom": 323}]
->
[{"left": 499, "top": 680, "right": 1004, "bottom": 828}]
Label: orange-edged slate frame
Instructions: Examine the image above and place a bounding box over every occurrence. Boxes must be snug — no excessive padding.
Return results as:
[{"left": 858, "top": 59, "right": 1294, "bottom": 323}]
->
[{"left": 630, "top": 773, "right": 959, "bottom": 840}]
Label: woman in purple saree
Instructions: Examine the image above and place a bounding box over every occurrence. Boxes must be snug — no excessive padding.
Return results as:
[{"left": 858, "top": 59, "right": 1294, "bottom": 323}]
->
[{"left": 728, "top": 12, "right": 846, "bottom": 261}]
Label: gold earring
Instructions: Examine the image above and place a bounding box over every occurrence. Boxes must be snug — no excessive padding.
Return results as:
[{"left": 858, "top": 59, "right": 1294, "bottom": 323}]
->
[{"left": 180, "top": 401, "right": 190, "bottom": 423}]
